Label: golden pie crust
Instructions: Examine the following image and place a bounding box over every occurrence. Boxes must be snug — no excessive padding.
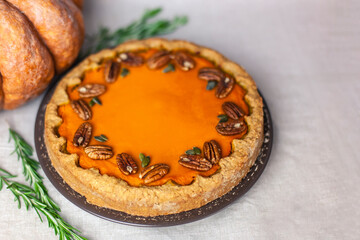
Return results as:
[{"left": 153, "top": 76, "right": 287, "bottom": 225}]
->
[{"left": 44, "top": 38, "right": 264, "bottom": 216}]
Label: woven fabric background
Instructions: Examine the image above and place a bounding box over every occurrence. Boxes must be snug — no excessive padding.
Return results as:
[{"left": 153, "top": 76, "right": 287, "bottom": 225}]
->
[{"left": 0, "top": 0, "right": 359, "bottom": 239}]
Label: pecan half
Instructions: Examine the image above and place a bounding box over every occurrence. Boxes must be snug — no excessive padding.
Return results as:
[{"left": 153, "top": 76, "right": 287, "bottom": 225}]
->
[
  {"left": 70, "top": 99, "right": 92, "bottom": 120},
  {"left": 77, "top": 84, "right": 106, "bottom": 98},
  {"left": 203, "top": 140, "right": 222, "bottom": 164},
  {"left": 73, "top": 122, "right": 92, "bottom": 147},
  {"left": 116, "top": 153, "right": 138, "bottom": 175},
  {"left": 222, "top": 102, "right": 245, "bottom": 119},
  {"left": 104, "top": 60, "right": 120, "bottom": 83},
  {"left": 215, "top": 119, "right": 247, "bottom": 136},
  {"left": 147, "top": 51, "right": 172, "bottom": 69},
  {"left": 198, "top": 67, "right": 225, "bottom": 82},
  {"left": 139, "top": 163, "right": 170, "bottom": 184},
  {"left": 84, "top": 145, "right": 113, "bottom": 160},
  {"left": 178, "top": 154, "right": 212, "bottom": 171},
  {"left": 215, "top": 76, "right": 235, "bottom": 98},
  {"left": 174, "top": 52, "right": 195, "bottom": 71},
  {"left": 118, "top": 52, "right": 144, "bottom": 67}
]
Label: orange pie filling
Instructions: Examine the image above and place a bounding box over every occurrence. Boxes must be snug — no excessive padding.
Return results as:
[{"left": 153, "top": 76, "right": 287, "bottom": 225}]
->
[{"left": 58, "top": 50, "right": 249, "bottom": 186}]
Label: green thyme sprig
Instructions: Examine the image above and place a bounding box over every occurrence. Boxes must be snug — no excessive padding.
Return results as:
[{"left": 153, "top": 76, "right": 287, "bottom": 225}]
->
[
  {"left": 206, "top": 80, "right": 217, "bottom": 90},
  {"left": 121, "top": 68, "right": 130, "bottom": 78},
  {"left": 217, "top": 114, "right": 228, "bottom": 123},
  {"left": 0, "top": 169, "right": 86, "bottom": 240},
  {"left": 185, "top": 147, "right": 201, "bottom": 155},
  {"left": 89, "top": 97, "right": 102, "bottom": 107},
  {"left": 79, "top": 7, "right": 188, "bottom": 59},
  {"left": 9, "top": 129, "right": 59, "bottom": 211},
  {"left": 163, "top": 63, "right": 175, "bottom": 73},
  {"left": 94, "top": 134, "right": 108, "bottom": 142},
  {"left": 4, "top": 129, "right": 87, "bottom": 240},
  {"left": 139, "top": 153, "right": 151, "bottom": 167}
]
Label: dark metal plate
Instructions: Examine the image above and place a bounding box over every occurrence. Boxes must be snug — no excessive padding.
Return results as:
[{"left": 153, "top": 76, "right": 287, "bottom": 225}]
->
[{"left": 34, "top": 77, "right": 273, "bottom": 227}]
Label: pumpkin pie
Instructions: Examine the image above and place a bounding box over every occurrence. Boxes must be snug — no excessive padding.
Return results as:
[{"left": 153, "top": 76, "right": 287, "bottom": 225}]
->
[{"left": 44, "top": 38, "right": 264, "bottom": 216}]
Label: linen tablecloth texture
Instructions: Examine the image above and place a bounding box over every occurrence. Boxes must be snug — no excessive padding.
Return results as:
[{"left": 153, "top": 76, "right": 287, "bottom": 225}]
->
[{"left": 0, "top": 0, "right": 359, "bottom": 239}]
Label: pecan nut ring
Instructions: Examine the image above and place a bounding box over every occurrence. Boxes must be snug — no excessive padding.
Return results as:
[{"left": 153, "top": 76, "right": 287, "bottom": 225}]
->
[
  {"left": 139, "top": 163, "right": 170, "bottom": 184},
  {"left": 215, "top": 76, "right": 235, "bottom": 99},
  {"left": 116, "top": 153, "right": 138, "bottom": 175},
  {"left": 84, "top": 145, "right": 113, "bottom": 160},
  {"left": 203, "top": 140, "right": 222, "bottom": 164},
  {"left": 118, "top": 52, "right": 144, "bottom": 67},
  {"left": 215, "top": 119, "right": 247, "bottom": 136},
  {"left": 174, "top": 52, "right": 195, "bottom": 71},
  {"left": 198, "top": 67, "right": 225, "bottom": 82},
  {"left": 222, "top": 101, "right": 245, "bottom": 119},
  {"left": 73, "top": 122, "right": 92, "bottom": 147},
  {"left": 178, "top": 154, "right": 212, "bottom": 171},
  {"left": 104, "top": 60, "right": 121, "bottom": 83},
  {"left": 77, "top": 83, "right": 106, "bottom": 98},
  {"left": 70, "top": 99, "right": 92, "bottom": 120},
  {"left": 147, "top": 50, "right": 172, "bottom": 69}
]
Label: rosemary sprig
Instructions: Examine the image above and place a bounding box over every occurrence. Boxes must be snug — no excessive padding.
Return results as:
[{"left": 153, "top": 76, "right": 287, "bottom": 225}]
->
[
  {"left": 79, "top": 7, "right": 188, "bottom": 58},
  {"left": 9, "top": 129, "right": 59, "bottom": 211},
  {"left": 5, "top": 129, "right": 87, "bottom": 240},
  {"left": 0, "top": 169, "right": 86, "bottom": 240}
]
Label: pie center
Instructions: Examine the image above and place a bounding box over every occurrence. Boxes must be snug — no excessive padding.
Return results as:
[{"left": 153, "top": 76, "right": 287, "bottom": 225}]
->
[{"left": 58, "top": 50, "right": 249, "bottom": 186}]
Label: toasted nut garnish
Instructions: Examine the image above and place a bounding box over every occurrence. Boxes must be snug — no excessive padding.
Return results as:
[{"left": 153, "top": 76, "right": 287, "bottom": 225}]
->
[
  {"left": 147, "top": 51, "right": 172, "bottom": 69},
  {"left": 84, "top": 145, "right": 113, "bottom": 160},
  {"left": 118, "top": 52, "right": 144, "bottom": 67},
  {"left": 116, "top": 153, "right": 138, "bottom": 175},
  {"left": 215, "top": 119, "right": 247, "bottom": 136},
  {"left": 174, "top": 52, "right": 195, "bottom": 71},
  {"left": 222, "top": 102, "right": 245, "bottom": 119},
  {"left": 139, "top": 163, "right": 170, "bottom": 184},
  {"left": 178, "top": 154, "right": 212, "bottom": 171},
  {"left": 77, "top": 84, "right": 106, "bottom": 98},
  {"left": 198, "top": 67, "right": 225, "bottom": 82},
  {"left": 70, "top": 99, "right": 92, "bottom": 120},
  {"left": 73, "top": 122, "right": 92, "bottom": 147},
  {"left": 203, "top": 140, "right": 222, "bottom": 164},
  {"left": 104, "top": 60, "right": 121, "bottom": 83},
  {"left": 215, "top": 76, "right": 235, "bottom": 99}
]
